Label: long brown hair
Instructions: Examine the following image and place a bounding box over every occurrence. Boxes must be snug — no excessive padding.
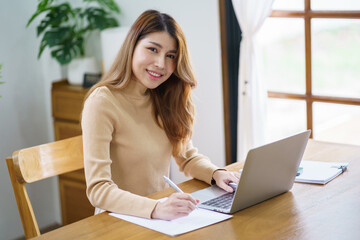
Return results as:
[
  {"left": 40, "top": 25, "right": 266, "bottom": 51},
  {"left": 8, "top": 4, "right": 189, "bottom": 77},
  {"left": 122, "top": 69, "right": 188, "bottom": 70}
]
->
[{"left": 85, "top": 10, "right": 197, "bottom": 157}]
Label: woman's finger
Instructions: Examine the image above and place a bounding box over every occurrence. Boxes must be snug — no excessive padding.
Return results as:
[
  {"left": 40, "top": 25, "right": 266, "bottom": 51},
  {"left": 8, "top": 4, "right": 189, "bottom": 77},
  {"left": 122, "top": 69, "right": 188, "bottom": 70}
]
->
[
  {"left": 233, "top": 171, "right": 241, "bottom": 179},
  {"left": 172, "top": 193, "right": 198, "bottom": 205},
  {"left": 172, "top": 199, "right": 197, "bottom": 211},
  {"left": 229, "top": 172, "right": 240, "bottom": 183},
  {"left": 219, "top": 181, "right": 234, "bottom": 193}
]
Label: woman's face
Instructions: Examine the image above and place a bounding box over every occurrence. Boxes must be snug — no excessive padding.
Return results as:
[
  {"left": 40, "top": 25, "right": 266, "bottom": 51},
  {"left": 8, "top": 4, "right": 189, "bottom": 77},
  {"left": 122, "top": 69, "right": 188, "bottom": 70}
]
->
[{"left": 132, "top": 31, "right": 177, "bottom": 89}]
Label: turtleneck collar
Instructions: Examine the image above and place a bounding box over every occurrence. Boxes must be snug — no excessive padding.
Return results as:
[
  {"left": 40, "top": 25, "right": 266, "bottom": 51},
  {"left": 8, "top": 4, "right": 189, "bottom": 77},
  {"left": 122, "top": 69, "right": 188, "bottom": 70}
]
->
[{"left": 121, "top": 79, "right": 149, "bottom": 99}]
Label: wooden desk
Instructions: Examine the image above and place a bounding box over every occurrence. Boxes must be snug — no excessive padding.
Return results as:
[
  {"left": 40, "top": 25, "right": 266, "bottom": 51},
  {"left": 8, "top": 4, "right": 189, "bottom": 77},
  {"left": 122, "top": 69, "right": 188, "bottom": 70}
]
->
[{"left": 34, "top": 140, "right": 360, "bottom": 239}]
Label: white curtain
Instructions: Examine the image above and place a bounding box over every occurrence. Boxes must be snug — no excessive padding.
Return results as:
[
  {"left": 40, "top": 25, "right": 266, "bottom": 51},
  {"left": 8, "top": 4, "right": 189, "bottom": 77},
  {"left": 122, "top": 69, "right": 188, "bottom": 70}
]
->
[{"left": 231, "top": 0, "right": 275, "bottom": 161}]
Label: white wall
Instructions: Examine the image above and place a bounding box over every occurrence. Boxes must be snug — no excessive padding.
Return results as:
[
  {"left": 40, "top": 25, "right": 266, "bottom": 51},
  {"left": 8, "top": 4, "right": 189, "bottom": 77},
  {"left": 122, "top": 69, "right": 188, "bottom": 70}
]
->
[
  {"left": 0, "top": 1, "right": 62, "bottom": 239},
  {"left": 0, "top": 0, "right": 224, "bottom": 239}
]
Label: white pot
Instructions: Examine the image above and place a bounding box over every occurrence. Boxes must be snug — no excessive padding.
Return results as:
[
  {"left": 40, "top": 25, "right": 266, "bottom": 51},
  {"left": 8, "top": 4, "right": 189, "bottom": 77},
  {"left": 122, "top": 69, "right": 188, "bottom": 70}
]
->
[{"left": 67, "top": 57, "right": 99, "bottom": 85}]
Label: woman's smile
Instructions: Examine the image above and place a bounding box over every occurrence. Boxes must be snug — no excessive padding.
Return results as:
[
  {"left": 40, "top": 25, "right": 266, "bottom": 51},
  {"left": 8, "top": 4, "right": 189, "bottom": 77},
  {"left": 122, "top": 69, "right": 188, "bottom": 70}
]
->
[{"left": 146, "top": 69, "right": 163, "bottom": 80}]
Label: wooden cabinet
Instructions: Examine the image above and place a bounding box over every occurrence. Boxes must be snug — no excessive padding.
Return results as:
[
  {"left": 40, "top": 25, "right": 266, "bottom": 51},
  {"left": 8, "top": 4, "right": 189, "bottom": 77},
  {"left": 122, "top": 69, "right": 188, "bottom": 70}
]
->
[{"left": 51, "top": 80, "right": 94, "bottom": 225}]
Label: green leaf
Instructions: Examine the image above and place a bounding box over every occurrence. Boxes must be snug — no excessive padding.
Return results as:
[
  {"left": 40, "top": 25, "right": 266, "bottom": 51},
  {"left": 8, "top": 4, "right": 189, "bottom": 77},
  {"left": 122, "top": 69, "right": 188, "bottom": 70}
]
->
[
  {"left": 50, "top": 37, "right": 84, "bottom": 65},
  {"left": 27, "top": 12, "right": 41, "bottom": 27},
  {"left": 27, "top": 8, "right": 49, "bottom": 27},
  {"left": 28, "top": 0, "right": 120, "bottom": 65},
  {"left": 98, "top": 0, "right": 120, "bottom": 13},
  {"left": 38, "top": 27, "right": 74, "bottom": 59},
  {"left": 38, "top": 0, "right": 49, "bottom": 10},
  {"left": 44, "top": 27, "right": 74, "bottom": 46},
  {"left": 36, "top": 3, "right": 73, "bottom": 36},
  {"left": 51, "top": 47, "right": 72, "bottom": 65},
  {"left": 37, "top": 0, "right": 54, "bottom": 12},
  {"left": 74, "top": 37, "right": 85, "bottom": 56},
  {"left": 27, "top": 0, "right": 55, "bottom": 27},
  {"left": 38, "top": 37, "right": 48, "bottom": 59},
  {"left": 84, "top": 0, "right": 120, "bottom": 13},
  {"left": 85, "top": 7, "right": 119, "bottom": 30}
]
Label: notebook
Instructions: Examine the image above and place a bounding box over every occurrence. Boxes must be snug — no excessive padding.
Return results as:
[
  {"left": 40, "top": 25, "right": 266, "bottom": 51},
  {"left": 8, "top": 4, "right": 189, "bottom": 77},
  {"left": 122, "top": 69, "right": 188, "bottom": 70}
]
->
[
  {"left": 295, "top": 160, "right": 348, "bottom": 184},
  {"left": 192, "top": 130, "right": 311, "bottom": 214}
]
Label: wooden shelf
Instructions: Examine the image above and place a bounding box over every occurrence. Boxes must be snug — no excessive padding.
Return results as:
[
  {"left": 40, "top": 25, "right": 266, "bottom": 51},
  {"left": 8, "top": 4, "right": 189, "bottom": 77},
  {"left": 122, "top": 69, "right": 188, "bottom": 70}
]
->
[{"left": 51, "top": 79, "right": 94, "bottom": 225}]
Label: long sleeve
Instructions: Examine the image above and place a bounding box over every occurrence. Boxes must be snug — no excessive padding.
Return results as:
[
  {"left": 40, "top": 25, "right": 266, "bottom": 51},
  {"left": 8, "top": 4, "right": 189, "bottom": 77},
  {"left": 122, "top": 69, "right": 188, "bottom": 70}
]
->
[
  {"left": 174, "top": 141, "right": 219, "bottom": 185},
  {"left": 82, "top": 87, "right": 158, "bottom": 219}
]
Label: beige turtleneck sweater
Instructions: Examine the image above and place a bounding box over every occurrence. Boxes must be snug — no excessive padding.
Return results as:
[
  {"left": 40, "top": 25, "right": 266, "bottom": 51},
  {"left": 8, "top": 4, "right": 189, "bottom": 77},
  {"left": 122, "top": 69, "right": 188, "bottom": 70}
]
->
[{"left": 81, "top": 79, "right": 219, "bottom": 219}]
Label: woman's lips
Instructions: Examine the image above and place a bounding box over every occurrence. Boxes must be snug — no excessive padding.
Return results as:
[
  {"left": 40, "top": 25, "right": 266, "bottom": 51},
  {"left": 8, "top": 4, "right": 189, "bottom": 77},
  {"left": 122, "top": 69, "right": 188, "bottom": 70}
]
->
[{"left": 147, "top": 70, "right": 163, "bottom": 80}]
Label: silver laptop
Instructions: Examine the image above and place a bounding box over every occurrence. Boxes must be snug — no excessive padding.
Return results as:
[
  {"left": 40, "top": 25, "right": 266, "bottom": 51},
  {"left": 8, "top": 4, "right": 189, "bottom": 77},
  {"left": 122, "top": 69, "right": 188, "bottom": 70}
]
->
[{"left": 192, "top": 130, "right": 311, "bottom": 214}]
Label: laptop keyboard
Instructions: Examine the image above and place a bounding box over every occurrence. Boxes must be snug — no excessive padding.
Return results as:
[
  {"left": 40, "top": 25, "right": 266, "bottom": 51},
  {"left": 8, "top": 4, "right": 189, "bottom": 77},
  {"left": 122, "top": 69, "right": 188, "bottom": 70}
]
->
[{"left": 201, "top": 193, "right": 234, "bottom": 209}]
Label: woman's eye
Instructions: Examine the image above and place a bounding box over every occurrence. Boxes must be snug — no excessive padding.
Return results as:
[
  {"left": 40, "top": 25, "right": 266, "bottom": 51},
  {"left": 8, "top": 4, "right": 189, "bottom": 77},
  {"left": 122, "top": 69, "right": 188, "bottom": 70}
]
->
[
  {"left": 148, "top": 47, "right": 157, "bottom": 53},
  {"left": 167, "top": 54, "right": 175, "bottom": 59}
]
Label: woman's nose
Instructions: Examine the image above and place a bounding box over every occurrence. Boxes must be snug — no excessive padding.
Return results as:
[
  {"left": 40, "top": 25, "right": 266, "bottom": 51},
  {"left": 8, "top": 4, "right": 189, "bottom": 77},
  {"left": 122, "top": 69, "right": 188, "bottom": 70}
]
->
[{"left": 154, "top": 56, "right": 165, "bottom": 69}]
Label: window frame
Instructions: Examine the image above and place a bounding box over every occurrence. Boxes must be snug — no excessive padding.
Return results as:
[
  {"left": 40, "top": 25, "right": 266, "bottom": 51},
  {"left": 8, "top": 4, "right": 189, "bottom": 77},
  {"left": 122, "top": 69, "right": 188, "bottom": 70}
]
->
[
  {"left": 268, "top": 0, "right": 360, "bottom": 138},
  {"left": 219, "top": 0, "right": 360, "bottom": 165}
]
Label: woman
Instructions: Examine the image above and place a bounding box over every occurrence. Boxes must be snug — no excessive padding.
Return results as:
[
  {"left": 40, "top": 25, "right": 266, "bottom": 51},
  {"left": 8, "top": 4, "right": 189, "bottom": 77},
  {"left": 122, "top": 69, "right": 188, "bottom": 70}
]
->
[{"left": 82, "top": 9, "right": 240, "bottom": 220}]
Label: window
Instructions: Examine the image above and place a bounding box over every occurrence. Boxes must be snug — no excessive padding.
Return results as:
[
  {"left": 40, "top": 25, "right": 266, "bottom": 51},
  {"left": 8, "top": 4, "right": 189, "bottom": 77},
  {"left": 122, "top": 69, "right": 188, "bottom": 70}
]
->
[{"left": 259, "top": 0, "right": 360, "bottom": 145}]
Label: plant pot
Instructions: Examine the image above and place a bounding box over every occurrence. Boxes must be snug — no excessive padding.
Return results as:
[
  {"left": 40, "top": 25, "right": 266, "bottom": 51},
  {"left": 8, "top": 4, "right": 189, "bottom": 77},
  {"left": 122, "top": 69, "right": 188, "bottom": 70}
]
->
[{"left": 67, "top": 57, "right": 99, "bottom": 85}]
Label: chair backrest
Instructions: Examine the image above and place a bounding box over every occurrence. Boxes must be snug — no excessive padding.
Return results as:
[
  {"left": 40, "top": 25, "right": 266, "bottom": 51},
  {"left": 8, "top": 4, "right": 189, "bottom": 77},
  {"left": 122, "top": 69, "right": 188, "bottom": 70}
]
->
[{"left": 6, "top": 135, "right": 84, "bottom": 239}]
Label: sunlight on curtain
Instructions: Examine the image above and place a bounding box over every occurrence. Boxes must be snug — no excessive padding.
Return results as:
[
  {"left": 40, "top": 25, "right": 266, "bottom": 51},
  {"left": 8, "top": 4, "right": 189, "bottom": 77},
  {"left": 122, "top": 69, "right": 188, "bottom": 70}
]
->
[{"left": 232, "top": 0, "right": 275, "bottom": 161}]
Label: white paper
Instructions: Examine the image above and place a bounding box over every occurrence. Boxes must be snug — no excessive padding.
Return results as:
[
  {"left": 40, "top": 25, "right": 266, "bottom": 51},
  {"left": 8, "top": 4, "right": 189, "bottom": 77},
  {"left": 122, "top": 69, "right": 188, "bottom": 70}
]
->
[
  {"left": 109, "top": 199, "right": 232, "bottom": 236},
  {"left": 295, "top": 160, "right": 349, "bottom": 184}
]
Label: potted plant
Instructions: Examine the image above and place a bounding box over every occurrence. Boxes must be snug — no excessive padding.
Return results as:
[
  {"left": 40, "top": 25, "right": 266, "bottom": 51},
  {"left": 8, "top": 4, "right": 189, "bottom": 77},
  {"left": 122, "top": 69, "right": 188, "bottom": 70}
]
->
[{"left": 27, "top": 0, "right": 120, "bottom": 85}]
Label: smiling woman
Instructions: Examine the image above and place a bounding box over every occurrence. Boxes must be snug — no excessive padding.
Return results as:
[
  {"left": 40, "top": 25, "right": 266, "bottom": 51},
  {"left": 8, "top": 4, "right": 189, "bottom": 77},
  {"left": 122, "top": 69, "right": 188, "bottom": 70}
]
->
[
  {"left": 84, "top": 9, "right": 197, "bottom": 158},
  {"left": 81, "top": 9, "right": 239, "bottom": 221}
]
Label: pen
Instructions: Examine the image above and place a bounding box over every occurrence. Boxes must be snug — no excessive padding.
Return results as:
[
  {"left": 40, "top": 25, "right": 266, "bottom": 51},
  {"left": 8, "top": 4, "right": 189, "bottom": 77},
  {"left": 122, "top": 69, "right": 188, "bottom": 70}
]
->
[
  {"left": 163, "top": 176, "right": 184, "bottom": 193},
  {"left": 296, "top": 167, "right": 303, "bottom": 176},
  {"left": 163, "top": 176, "right": 198, "bottom": 209},
  {"left": 331, "top": 165, "right": 347, "bottom": 173}
]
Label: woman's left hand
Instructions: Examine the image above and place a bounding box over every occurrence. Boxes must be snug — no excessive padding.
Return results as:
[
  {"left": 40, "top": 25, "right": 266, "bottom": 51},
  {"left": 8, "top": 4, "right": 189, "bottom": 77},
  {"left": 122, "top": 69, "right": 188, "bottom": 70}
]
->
[{"left": 212, "top": 170, "right": 240, "bottom": 193}]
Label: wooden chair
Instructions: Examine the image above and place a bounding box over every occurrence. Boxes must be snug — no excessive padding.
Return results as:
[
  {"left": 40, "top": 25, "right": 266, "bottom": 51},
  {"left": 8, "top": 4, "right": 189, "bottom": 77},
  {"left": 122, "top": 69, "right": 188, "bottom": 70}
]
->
[{"left": 6, "top": 135, "right": 84, "bottom": 239}]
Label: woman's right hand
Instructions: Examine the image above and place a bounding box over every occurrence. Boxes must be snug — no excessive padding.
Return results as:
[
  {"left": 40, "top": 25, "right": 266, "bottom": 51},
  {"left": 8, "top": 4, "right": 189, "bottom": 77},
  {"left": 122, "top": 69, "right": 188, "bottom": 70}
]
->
[{"left": 151, "top": 192, "right": 199, "bottom": 220}]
